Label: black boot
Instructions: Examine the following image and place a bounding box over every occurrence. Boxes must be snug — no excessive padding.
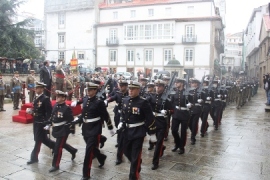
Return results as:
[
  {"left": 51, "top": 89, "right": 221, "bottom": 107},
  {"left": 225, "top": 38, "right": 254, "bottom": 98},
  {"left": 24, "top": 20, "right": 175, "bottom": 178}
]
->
[
  {"left": 71, "top": 149, "right": 78, "bottom": 160},
  {"left": 49, "top": 166, "right": 59, "bottom": 172},
  {"left": 98, "top": 154, "right": 107, "bottom": 168},
  {"left": 100, "top": 136, "right": 107, "bottom": 149},
  {"left": 151, "top": 164, "right": 159, "bottom": 170},
  {"left": 148, "top": 142, "right": 155, "bottom": 150},
  {"left": 178, "top": 148, "right": 185, "bottom": 154},
  {"left": 171, "top": 146, "right": 179, "bottom": 152},
  {"left": 27, "top": 159, "right": 38, "bottom": 165}
]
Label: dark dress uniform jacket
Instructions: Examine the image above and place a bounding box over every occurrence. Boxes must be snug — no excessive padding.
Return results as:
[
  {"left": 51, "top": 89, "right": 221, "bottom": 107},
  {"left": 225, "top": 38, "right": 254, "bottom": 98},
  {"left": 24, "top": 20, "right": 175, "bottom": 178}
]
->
[
  {"left": 188, "top": 88, "right": 202, "bottom": 114},
  {"left": 51, "top": 103, "right": 74, "bottom": 138},
  {"left": 32, "top": 94, "right": 52, "bottom": 141},
  {"left": 148, "top": 93, "right": 172, "bottom": 130},
  {"left": 121, "top": 96, "right": 156, "bottom": 140},
  {"left": 79, "top": 96, "right": 113, "bottom": 137},
  {"left": 171, "top": 89, "right": 190, "bottom": 119},
  {"left": 109, "top": 91, "right": 128, "bottom": 114},
  {"left": 201, "top": 88, "right": 212, "bottom": 112}
]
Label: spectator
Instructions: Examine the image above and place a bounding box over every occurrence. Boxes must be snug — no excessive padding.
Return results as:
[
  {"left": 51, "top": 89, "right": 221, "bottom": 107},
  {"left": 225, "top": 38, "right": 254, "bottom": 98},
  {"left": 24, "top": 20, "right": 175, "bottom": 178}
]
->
[{"left": 263, "top": 74, "right": 270, "bottom": 105}]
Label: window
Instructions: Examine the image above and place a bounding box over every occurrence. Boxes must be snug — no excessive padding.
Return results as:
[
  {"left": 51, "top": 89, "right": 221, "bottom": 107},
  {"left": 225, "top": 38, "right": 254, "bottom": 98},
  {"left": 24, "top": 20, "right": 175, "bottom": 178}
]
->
[
  {"left": 165, "top": 7, "right": 171, "bottom": 16},
  {"left": 113, "top": 12, "right": 118, "bottom": 19},
  {"left": 109, "top": 50, "right": 117, "bottom": 62},
  {"left": 145, "top": 49, "right": 153, "bottom": 62},
  {"left": 59, "top": 51, "right": 65, "bottom": 60},
  {"left": 185, "top": 25, "right": 194, "bottom": 37},
  {"left": 131, "top": 10, "right": 136, "bottom": 18},
  {"left": 110, "top": 29, "right": 117, "bottom": 41},
  {"left": 124, "top": 23, "right": 174, "bottom": 40},
  {"left": 58, "top": 13, "right": 65, "bottom": 26},
  {"left": 164, "top": 49, "right": 172, "bottom": 61},
  {"left": 127, "top": 50, "right": 134, "bottom": 61},
  {"left": 148, "top": 9, "right": 154, "bottom": 16},
  {"left": 78, "top": 52, "right": 85, "bottom": 59},
  {"left": 187, "top": 6, "right": 194, "bottom": 15},
  {"left": 58, "top": 34, "right": 65, "bottom": 48},
  {"left": 185, "top": 49, "right": 194, "bottom": 61},
  {"left": 35, "top": 37, "right": 42, "bottom": 45}
]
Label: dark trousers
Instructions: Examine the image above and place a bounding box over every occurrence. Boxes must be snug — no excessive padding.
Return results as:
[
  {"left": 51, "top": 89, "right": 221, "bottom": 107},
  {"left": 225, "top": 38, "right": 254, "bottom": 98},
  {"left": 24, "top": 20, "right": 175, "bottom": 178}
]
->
[
  {"left": 189, "top": 113, "right": 201, "bottom": 141},
  {"left": 83, "top": 135, "right": 104, "bottom": 177},
  {"left": 152, "top": 128, "right": 166, "bottom": 166},
  {"left": 30, "top": 135, "right": 55, "bottom": 161},
  {"left": 52, "top": 135, "right": 76, "bottom": 167},
  {"left": 200, "top": 110, "right": 210, "bottom": 135},
  {"left": 164, "top": 115, "right": 171, "bottom": 139},
  {"left": 211, "top": 106, "right": 222, "bottom": 129},
  {"left": 0, "top": 95, "right": 4, "bottom": 109},
  {"left": 171, "top": 118, "right": 188, "bottom": 149},
  {"left": 116, "top": 130, "right": 124, "bottom": 161},
  {"left": 124, "top": 137, "right": 144, "bottom": 180}
]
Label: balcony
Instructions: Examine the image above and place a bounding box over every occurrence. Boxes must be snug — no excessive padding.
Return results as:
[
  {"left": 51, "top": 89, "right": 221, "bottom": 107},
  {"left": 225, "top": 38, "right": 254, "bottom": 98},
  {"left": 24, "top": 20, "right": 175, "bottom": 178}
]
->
[
  {"left": 182, "top": 35, "right": 197, "bottom": 44},
  {"left": 106, "top": 38, "right": 119, "bottom": 46}
]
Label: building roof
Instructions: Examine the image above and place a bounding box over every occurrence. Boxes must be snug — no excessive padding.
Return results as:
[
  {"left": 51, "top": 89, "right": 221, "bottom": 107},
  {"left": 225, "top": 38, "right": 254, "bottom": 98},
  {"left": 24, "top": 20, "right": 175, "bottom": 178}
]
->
[
  {"left": 263, "top": 14, "right": 270, "bottom": 31},
  {"left": 99, "top": 0, "right": 211, "bottom": 9}
]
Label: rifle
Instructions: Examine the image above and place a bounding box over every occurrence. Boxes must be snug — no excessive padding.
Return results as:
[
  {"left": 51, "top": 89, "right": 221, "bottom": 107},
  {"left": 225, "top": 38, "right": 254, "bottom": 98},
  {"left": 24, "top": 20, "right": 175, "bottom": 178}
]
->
[
  {"left": 111, "top": 122, "right": 126, "bottom": 137},
  {"left": 207, "top": 74, "right": 215, "bottom": 96},
  {"left": 97, "top": 78, "right": 112, "bottom": 99},
  {"left": 197, "top": 75, "right": 205, "bottom": 97},
  {"left": 183, "top": 75, "right": 190, "bottom": 100},
  {"left": 161, "top": 71, "right": 177, "bottom": 104}
]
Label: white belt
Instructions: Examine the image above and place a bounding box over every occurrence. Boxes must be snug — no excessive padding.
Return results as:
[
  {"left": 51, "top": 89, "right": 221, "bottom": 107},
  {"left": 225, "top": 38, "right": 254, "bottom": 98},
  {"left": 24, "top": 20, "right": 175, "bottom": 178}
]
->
[
  {"left": 195, "top": 103, "right": 201, "bottom": 106},
  {"left": 222, "top": 100, "right": 226, "bottom": 102},
  {"left": 83, "top": 117, "right": 101, "bottom": 123},
  {"left": 53, "top": 121, "right": 67, "bottom": 127},
  {"left": 153, "top": 112, "right": 166, "bottom": 117},
  {"left": 205, "top": 101, "right": 211, "bottom": 104},
  {"left": 214, "top": 99, "right": 221, "bottom": 101},
  {"left": 175, "top": 106, "right": 189, "bottom": 111},
  {"left": 127, "top": 122, "right": 144, "bottom": 128}
]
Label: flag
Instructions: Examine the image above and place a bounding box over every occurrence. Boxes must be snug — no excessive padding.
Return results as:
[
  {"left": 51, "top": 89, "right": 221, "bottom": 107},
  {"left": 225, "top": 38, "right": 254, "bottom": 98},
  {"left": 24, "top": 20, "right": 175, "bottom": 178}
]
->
[{"left": 72, "top": 48, "right": 76, "bottom": 59}]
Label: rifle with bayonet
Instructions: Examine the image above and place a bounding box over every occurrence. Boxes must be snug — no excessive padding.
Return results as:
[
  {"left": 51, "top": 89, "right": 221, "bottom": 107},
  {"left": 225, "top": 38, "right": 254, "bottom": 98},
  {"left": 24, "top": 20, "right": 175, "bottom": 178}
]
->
[
  {"left": 97, "top": 78, "right": 112, "bottom": 99},
  {"left": 183, "top": 75, "right": 190, "bottom": 100},
  {"left": 161, "top": 71, "right": 177, "bottom": 104},
  {"left": 197, "top": 75, "right": 205, "bottom": 97}
]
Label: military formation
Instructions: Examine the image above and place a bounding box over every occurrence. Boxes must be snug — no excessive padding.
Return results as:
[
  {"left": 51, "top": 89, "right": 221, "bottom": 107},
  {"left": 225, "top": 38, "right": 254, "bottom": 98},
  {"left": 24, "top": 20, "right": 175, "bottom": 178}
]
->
[{"left": 0, "top": 65, "right": 260, "bottom": 180}]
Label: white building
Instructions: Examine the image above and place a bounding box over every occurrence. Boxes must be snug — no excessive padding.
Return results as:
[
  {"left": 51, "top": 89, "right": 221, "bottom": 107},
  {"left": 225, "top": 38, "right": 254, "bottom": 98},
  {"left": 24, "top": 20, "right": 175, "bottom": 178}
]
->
[
  {"left": 223, "top": 32, "right": 243, "bottom": 76},
  {"left": 44, "top": 0, "right": 102, "bottom": 68},
  {"left": 96, "top": 0, "right": 224, "bottom": 78},
  {"left": 245, "top": 5, "right": 268, "bottom": 79}
]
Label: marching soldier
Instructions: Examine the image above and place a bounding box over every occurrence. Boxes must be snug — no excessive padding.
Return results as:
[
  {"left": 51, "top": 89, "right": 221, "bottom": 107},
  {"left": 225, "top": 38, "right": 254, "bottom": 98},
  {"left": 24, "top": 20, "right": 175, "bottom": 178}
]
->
[
  {"left": 148, "top": 79, "right": 172, "bottom": 170},
  {"left": 139, "top": 78, "right": 148, "bottom": 97},
  {"left": 104, "top": 79, "right": 129, "bottom": 165},
  {"left": 0, "top": 73, "right": 6, "bottom": 111},
  {"left": 170, "top": 78, "right": 190, "bottom": 154},
  {"left": 10, "top": 71, "right": 22, "bottom": 110},
  {"left": 210, "top": 79, "right": 223, "bottom": 130},
  {"left": 55, "top": 60, "right": 65, "bottom": 91},
  {"left": 162, "top": 75, "right": 171, "bottom": 141},
  {"left": 72, "top": 82, "right": 114, "bottom": 180},
  {"left": 145, "top": 82, "right": 155, "bottom": 100},
  {"left": 26, "top": 82, "right": 55, "bottom": 165},
  {"left": 118, "top": 81, "right": 156, "bottom": 180},
  {"left": 26, "top": 70, "right": 36, "bottom": 102},
  {"left": 188, "top": 79, "right": 203, "bottom": 145},
  {"left": 46, "top": 90, "right": 78, "bottom": 172}
]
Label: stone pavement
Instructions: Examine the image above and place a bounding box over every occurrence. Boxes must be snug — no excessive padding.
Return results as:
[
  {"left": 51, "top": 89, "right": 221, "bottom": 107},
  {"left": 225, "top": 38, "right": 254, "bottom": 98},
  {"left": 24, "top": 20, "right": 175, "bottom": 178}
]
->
[{"left": 0, "top": 89, "right": 270, "bottom": 180}]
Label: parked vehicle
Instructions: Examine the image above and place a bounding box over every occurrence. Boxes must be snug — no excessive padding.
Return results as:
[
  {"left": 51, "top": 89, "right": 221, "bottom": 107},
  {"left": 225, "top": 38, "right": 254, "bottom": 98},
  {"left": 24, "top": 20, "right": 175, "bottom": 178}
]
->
[{"left": 115, "top": 72, "right": 133, "bottom": 80}]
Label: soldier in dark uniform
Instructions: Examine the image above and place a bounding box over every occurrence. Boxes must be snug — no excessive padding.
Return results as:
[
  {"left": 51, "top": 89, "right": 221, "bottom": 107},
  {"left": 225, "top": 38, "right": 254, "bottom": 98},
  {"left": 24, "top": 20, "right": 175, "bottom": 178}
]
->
[
  {"left": 148, "top": 79, "right": 172, "bottom": 170},
  {"left": 105, "top": 79, "right": 129, "bottom": 165},
  {"left": 188, "top": 79, "right": 203, "bottom": 145},
  {"left": 72, "top": 82, "right": 114, "bottom": 180},
  {"left": 47, "top": 90, "right": 78, "bottom": 172},
  {"left": 85, "top": 72, "right": 91, "bottom": 82},
  {"left": 200, "top": 78, "right": 213, "bottom": 137},
  {"left": 170, "top": 78, "right": 190, "bottom": 154},
  {"left": 210, "top": 79, "right": 223, "bottom": 130},
  {"left": 139, "top": 78, "right": 148, "bottom": 97},
  {"left": 0, "top": 73, "right": 6, "bottom": 111},
  {"left": 162, "top": 76, "right": 171, "bottom": 141},
  {"left": 10, "top": 71, "right": 22, "bottom": 110},
  {"left": 26, "top": 82, "right": 55, "bottom": 165},
  {"left": 119, "top": 81, "right": 156, "bottom": 180}
]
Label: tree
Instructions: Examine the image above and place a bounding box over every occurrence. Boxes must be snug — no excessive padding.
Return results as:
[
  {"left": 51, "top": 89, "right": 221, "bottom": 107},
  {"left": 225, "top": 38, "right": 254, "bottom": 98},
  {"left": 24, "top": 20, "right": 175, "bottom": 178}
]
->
[{"left": 0, "top": 0, "right": 40, "bottom": 59}]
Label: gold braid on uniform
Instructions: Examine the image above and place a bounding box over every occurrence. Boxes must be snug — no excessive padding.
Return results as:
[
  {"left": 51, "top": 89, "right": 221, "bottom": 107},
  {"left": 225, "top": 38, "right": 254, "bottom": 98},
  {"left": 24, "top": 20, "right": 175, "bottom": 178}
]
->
[{"left": 148, "top": 120, "right": 156, "bottom": 130}]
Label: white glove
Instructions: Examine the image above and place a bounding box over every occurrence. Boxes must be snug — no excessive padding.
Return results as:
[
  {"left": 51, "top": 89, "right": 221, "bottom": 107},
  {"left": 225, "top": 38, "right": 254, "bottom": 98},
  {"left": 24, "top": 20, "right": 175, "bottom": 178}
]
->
[
  {"left": 118, "top": 122, "right": 123, "bottom": 130},
  {"left": 186, "top": 103, "right": 192, "bottom": 108},
  {"left": 11, "top": 92, "right": 14, "bottom": 94},
  {"left": 197, "top": 99, "right": 203, "bottom": 103},
  {"left": 206, "top": 97, "right": 211, "bottom": 101},
  {"left": 224, "top": 95, "right": 227, "bottom": 98},
  {"left": 149, "top": 134, "right": 157, "bottom": 143},
  {"left": 104, "top": 100, "right": 108, "bottom": 106},
  {"left": 71, "top": 100, "right": 77, "bottom": 107},
  {"left": 160, "top": 110, "right": 167, "bottom": 115},
  {"left": 217, "top": 95, "right": 221, "bottom": 98},
  {"left": 73, "top": 117, "right": 79, "bottom": 122},
  {"left": 109, "top": 129, "right": 115, "bottom": 136},
  {"left": 44, "top": 125, "right": 51, "bottom": 130},
  {"left": 26, "top": 108, "right": 33, "bottom": 114}
]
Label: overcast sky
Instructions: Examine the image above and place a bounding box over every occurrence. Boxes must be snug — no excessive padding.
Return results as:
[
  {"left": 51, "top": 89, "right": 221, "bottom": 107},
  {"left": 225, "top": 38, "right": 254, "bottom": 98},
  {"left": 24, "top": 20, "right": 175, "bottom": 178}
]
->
[{"left": 19, "top": 0, "right": 270, "bottom": 33}]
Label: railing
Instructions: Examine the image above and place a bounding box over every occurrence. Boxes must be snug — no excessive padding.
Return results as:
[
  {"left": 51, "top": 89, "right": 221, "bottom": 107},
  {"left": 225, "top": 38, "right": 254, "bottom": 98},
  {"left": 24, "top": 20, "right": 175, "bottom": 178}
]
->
[
  {"left": 106, "top": 38, "right": 119, "bottom": 46},
  {"left": 182, "top": 35, "right": 197, "bottom": 43}
]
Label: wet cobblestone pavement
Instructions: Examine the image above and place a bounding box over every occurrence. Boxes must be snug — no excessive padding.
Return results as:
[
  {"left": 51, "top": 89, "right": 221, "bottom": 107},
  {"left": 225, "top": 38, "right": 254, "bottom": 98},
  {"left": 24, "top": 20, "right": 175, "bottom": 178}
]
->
[{"left": 0, "top": 89, "right": 270, "bottom": 180}]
